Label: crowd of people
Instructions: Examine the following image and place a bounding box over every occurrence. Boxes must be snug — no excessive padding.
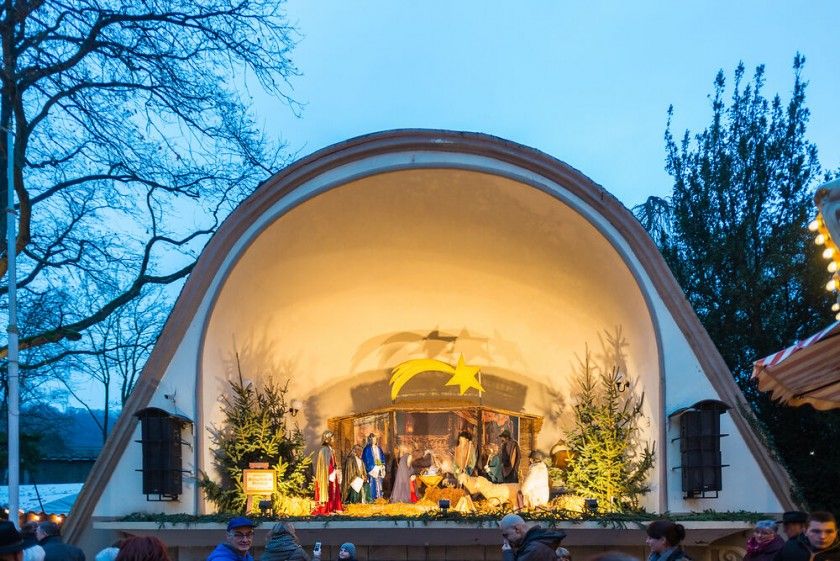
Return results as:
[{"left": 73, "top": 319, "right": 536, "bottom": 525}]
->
[{"left": 0, "top": 508, "right": 836, "bottom": 561}]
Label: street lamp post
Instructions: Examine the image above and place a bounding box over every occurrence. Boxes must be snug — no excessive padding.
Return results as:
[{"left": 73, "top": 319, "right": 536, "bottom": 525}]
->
[{"left": 5, "top": 117, "right": 20, "bottom": 528}]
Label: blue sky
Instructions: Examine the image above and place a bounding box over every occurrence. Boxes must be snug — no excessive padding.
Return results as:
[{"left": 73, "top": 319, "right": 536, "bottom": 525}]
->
[{"left": 257, "top": 1, "right": 839, "bottom": 208}]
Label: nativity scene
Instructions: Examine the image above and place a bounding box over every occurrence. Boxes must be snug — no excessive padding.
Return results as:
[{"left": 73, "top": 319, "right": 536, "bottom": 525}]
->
[{"left": 63, "top": 130, "right": 797, "bottom": 561}]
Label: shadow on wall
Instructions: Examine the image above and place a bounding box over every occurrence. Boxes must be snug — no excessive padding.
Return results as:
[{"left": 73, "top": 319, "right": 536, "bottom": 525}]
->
[
  {"left": 211, "top": 327, "right": 571, "bottom": 451},
  {"left": 350, "top": 327, "right": 528, "bottom": 374}
]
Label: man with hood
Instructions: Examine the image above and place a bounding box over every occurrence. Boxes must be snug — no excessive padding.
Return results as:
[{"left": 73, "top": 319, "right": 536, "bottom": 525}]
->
[
  {"left": 774, "top": 512, "right": 840, "bottom": 561},
  {"left": 207, "top": 517, "right": 256, "bottom": 561},
  {"left": 500, "top": 514, "right": 566, "bottom": 561},
  {"left": 260, "top": 522, "right": 317, "bottom": 561}
]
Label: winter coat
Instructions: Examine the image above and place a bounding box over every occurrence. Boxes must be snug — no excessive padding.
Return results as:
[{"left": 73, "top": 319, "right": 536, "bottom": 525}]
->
[
  {"left": 40, "top": 535, "right": 86, "bottom": 561},
  {"left": 745, "top": 536, "right": 785, "bottom": 561},
  {"left": 774, "top": 534, "right": 840, "bottom": 561},
  {"left": 502, "top": 526, "right": 566, "bottom": 561},
  {"left": 207, "top": 543, "right": 254, "bottom": 561},
  {"left": 259, "top": 526, "right": 310, "bottom": 561},
  {"left": 648, "top": 547, "right": 691, "bottom": 561}
]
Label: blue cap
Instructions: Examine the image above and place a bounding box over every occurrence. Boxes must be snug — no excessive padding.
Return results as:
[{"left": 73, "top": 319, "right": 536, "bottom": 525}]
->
[
  {"left": 340, "top": 543, "right": 356, "bottom": 558},
  {"left": 227, "top": 517, "right": 255, "bottom": 532}
]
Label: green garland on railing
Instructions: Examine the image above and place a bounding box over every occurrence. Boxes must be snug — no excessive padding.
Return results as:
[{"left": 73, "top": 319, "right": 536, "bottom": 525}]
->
[{"left": 121, "top": 508, "right": 768, "bottom": 528}]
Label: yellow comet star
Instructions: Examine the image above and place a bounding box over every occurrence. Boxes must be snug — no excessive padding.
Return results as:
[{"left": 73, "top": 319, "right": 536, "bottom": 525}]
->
[
  {"left": 445, "top": 355, "right": 485, "bottom": 394},
  {"left": 389, "top": 354, "right": 484, "bottom": 399}
]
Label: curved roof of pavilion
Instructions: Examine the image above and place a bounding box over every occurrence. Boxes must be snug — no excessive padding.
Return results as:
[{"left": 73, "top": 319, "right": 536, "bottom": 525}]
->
[{"left": 63, "top": 130, "right": 795, "bottom": 539}]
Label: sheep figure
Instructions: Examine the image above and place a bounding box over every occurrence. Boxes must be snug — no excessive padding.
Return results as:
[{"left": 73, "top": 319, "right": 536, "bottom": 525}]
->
[{"left": 456, "top": 473, "right": 520, "bottom": 507}]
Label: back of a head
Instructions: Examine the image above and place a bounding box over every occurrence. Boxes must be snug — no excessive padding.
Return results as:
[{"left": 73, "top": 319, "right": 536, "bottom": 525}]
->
[
  {"left": 115, "top": 536, "right": 171, "bottom": 561},
  {"left": 37, "top": 523, "right": 59, "bottom": 539},
  {"left": 809, "top": 512, "right": 837, "bottom": 526},
  {"left": 556, "top": 547, "right": 572, "bottom": 561},
  {"left": 646, "top": 520, "right": 686, "bottom": 547},
  {"left": 270, "top": 522, "right": 288, "bottom": 535},
  {"left": 20, "top": 523, "right": 38, "bottom": 539}
]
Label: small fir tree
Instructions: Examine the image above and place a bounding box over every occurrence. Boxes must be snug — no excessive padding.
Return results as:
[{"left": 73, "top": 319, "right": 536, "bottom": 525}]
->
[
  {"left": 198, "top": 357, "right": 311, "bottom": 513},
  {"left": 564, "top": 329, "right": 654, "bottom": 512}
]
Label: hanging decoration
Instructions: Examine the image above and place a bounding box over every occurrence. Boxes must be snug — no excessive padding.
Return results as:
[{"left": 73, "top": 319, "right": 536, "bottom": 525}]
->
[{"left": 389, "top": 354, "right": 484, "bottom": 399}]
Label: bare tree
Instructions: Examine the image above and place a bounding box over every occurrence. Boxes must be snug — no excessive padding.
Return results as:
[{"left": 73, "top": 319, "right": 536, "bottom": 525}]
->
[
  {"left": 0, "top": 0, "right": 298, "bottom": 370},
  {"left": 42, "top": 287, "right": 168, "bottom": 443}
]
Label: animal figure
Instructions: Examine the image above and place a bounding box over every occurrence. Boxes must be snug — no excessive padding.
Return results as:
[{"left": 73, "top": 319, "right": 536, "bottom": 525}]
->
[{"left": 457, "top": 473, "right": 520, "bottom": 507}]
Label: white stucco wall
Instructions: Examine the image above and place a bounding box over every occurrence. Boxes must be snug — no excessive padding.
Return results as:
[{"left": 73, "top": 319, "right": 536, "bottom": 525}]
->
[{"left": 90, "top": 147, "right": 784, "bottom": 518}]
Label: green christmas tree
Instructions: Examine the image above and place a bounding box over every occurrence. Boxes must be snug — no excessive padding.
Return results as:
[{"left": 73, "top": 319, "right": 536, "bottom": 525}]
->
[
  {"left": 199, "top": 356, "right": 312, "bottom": 514},
  {"left": 564, "top": 329, "right": 654, "bottom": 512}
]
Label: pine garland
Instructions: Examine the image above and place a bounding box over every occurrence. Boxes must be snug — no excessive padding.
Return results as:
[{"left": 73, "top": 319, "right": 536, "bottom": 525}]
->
[{"left": 198, "top": 355, "right": 312, "bottom": 514}]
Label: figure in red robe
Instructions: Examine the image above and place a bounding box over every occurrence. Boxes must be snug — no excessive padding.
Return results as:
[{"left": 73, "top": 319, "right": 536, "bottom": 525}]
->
[{"left": 313, "top": 430, "right": 343, "bottom": 514}]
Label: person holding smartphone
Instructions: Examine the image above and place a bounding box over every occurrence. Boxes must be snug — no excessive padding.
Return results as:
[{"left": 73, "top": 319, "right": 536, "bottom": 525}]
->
[{"left": 260, "top": 523, "right": 317, "bottom": 561}]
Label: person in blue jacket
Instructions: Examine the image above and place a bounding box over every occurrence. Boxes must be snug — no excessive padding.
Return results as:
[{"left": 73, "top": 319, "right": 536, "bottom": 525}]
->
[{"left": 207, "top": 517, "right": 256, "bottom": 561}]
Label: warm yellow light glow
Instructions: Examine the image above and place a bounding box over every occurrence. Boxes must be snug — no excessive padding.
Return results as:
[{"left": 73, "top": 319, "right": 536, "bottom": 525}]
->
[
  {"left": 827, "top": 279, "right": 838, "bottom": 292},
  {"left": 824, "top": 247, "right": 836, "bottom": 259},
  {"left": 836, "top": 311, "right": 840, "bottom": 321},
  {"left": 833, "top": 303, "right": 840, "bottom": 312},
  {"left": 829, "top": 262, "right": 839, "bottom": 273},
  {"left": 389, "top": 354, "right": 484, "bottom": 399},
  {"left": 815, "top": 234, "right": 826, "bottom": 245},
  {"left": 808, "top": 219, "right": 820, "bottom": 232}
]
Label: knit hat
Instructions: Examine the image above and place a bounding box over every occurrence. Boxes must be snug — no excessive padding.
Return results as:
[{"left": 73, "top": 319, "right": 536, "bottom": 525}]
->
[
  {"left": 339, "top": 543, "right": 356, "bottom": 558},
  {"left": 755, "top": 520, "right": 777, "bottom": 531},
  {"left": 781, "top": 511, "right": 808, "bottom": 524}
]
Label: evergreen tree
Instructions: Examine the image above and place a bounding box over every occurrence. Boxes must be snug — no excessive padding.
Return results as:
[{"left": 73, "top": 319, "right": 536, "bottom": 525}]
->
[
  {"left": 564, "top": 330, "right": 654, "bottom": 512},
  {"left": 199, "top": 359, "right": 311, "bottom": 514},
  {"left": 635, "top": 55, "right": 840, "bottom": 509}
]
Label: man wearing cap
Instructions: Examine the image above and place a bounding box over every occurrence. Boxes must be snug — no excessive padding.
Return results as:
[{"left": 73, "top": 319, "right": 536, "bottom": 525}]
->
[
  {"left": 208, "top": 517, "right": 256, "bottom": 561},
  {"left": 781, "top": 512, "right": 808, "bottom": 541},
  {"left": 37, "top": 522, "right": 85, "bottom": 561},
  {"left": 774, "top": 511, "right": 840, "bottom": 561},
  {"left": 0, "top": 521, "right": 26, "bottom": 561},
  {"left": 499, "top": 429, "right": 521, "bottom": 483}
]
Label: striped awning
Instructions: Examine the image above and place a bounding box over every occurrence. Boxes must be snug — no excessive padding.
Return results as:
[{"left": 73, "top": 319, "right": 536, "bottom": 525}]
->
[{"left": 752, "top": 321, "right": 840, "bottom": 409}]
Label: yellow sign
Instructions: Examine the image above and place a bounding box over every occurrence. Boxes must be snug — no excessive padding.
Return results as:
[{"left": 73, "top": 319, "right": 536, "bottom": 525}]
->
[
  {"left": 389, "top": 354, "right": 484, "bottom": 399},
  {"left": 243, "top": 469, "right": 276, "bottom": 494}
]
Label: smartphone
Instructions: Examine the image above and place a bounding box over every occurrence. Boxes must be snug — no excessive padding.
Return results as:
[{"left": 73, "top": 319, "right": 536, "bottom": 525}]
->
[{"left": 313, "top": 542, "right": 322, "bottom": 555}]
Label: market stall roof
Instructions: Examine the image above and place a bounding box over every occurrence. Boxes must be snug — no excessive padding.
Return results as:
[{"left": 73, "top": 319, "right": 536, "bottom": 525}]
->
[{"left": 752, "top": 321, "right": 840, "bottom": 410}]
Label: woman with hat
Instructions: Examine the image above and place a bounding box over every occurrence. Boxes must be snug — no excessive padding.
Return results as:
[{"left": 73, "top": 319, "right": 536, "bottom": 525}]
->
[
  {"left": 0, "top": 521, "right": 27, "bottom": 561},
  {"left": 743, "top": 520, "right": 784, "bottom": 561}
]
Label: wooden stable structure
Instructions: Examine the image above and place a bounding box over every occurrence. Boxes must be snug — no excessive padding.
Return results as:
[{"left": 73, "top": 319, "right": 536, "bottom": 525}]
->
[{"left": 328, "top": 402, "right": 543, "bottom": 481}]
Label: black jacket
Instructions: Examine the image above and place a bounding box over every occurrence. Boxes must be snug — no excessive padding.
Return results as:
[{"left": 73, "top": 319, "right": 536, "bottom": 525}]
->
[
  {"left": 503, "top": 526, "right": 567, "bottom": 561},
  {"left": 774, "top": 534, "right": 840, "bottom": 561},
  {"left": 40, "top": 535, "right": 85, "bottom": 561}
]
